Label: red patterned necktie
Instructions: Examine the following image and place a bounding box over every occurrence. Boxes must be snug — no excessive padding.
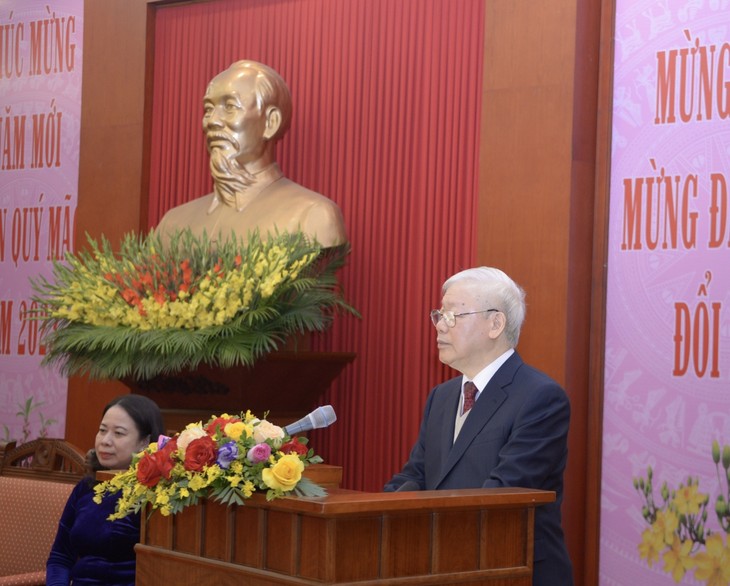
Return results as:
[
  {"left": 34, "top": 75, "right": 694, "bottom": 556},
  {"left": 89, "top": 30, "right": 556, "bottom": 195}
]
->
[{"left": 463, "top": 381, "right": 478, "bottom": 414}]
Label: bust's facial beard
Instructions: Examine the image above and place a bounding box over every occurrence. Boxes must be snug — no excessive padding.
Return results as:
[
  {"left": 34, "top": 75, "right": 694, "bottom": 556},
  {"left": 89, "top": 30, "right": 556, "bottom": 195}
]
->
[{"left": 209, "top": 144, "right": 257, "bottom": 207}]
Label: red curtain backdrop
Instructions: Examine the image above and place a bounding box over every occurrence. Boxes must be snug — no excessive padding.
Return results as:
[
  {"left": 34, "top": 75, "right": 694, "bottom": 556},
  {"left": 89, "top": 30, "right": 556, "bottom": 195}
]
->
[{"left": 147, "top": 0, "right": 484, "bottom": 491}]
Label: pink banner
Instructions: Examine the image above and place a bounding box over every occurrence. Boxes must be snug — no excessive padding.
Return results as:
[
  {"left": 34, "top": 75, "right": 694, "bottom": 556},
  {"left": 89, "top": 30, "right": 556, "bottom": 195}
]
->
[
  {"left": 601, "top": 1, "right": 730, "bottom": 584},
  {"left": 0, "top": 0, "right": 82, "bottom": 443}
]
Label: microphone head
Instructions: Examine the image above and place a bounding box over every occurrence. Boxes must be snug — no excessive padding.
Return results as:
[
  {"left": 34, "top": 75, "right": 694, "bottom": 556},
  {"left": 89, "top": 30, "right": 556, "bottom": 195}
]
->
[
  {"left": 311, "top": 405, "right": 336, "bottom": 429},
  {"left": 283, "top": 405, "right": 337, "bottom": 435}
]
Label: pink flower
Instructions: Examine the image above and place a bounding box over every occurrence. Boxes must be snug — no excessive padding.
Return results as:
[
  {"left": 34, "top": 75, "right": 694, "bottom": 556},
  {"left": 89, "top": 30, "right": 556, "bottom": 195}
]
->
[{"left": 247, "top": 443, "right": 272, "bottom": 464}]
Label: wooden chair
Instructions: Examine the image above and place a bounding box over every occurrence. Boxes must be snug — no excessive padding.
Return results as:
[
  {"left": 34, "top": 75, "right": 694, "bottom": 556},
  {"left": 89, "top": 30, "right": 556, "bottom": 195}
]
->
[
  {"left": 0, "top": 438, "right": 88, "bottom": 585},
  {"left": 0, "top": 437, "right": 88, "bottom": 483}
]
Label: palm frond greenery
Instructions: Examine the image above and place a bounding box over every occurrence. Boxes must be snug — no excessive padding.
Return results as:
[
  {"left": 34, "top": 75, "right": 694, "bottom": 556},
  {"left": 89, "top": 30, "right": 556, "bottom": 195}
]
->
[{"left": 30, "top": 229, "right": 357, "bottom": 381}]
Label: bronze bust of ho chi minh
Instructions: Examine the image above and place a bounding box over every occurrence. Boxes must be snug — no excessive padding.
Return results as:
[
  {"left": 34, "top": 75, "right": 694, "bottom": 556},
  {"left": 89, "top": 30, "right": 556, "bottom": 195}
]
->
[{"left": 156, "top": 60, "right": 347, "bottom": 248}]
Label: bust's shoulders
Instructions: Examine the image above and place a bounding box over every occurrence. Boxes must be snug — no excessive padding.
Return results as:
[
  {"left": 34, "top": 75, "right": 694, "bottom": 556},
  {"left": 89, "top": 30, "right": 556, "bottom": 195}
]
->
[
  {"left": 161, "top": 193, "right": 215, "bottom": 215},
  {"left": 270, "top": 178, "right": 337, "bottom": 206},
  {"left": 156, "top": 193, "right": 215, "bottom": 235}
]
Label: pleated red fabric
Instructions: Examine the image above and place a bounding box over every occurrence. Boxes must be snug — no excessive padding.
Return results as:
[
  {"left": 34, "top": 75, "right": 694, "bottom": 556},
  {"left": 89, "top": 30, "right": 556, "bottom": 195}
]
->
[{"left": 147, "top": 0, "right": 484, "bottom": 491}]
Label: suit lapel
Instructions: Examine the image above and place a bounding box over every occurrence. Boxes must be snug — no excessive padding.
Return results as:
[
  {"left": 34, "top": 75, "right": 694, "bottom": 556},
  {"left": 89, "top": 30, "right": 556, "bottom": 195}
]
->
[
  {"left": 434, "top": 353, "right": 523, "bottom": 488},
  {"left": 437, "top": 379, "right": 461, "bottom": 467}
]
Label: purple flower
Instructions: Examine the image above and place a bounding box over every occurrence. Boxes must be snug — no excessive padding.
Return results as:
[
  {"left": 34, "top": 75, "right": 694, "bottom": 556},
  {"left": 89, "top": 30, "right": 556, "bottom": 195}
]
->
[
  {"left": 247, "top": 442, "right": 272, "bottom": 464},
  {"left": 157, "top": 435, "right": 172, "bottom": 449},
  {"left": 216, "top": 441, "right": 239, "bottom": 469}
]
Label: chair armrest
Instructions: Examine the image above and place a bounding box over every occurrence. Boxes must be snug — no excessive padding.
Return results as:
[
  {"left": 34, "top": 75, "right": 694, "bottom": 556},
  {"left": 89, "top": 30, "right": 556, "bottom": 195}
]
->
[{"left": 0, "top": 570, "right": 46, "bottom": 585}]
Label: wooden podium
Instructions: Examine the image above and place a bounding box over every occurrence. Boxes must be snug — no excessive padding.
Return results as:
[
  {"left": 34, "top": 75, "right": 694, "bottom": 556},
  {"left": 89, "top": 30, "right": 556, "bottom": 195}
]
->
[{"left": 135, "top": 468, "right": 554, "bottom": 586}]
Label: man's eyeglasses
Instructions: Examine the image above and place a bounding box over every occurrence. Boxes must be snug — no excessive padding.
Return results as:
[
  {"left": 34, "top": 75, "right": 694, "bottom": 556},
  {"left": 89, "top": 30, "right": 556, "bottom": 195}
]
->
[{"left": 430, "top": 308, "right": 499, "bottom": 328}]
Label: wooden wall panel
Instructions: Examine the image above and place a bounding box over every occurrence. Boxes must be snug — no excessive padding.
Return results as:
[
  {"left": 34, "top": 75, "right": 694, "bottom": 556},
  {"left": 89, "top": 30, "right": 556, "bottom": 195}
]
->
[
  {"left": 585, "top": 0, "right": 617, "bottom": 584},
  {"left": 65, "top": 0, "right": 150, "bottom": 449},
  {"left": 479, "top": 1, "right": 602, "bottom": 584}
]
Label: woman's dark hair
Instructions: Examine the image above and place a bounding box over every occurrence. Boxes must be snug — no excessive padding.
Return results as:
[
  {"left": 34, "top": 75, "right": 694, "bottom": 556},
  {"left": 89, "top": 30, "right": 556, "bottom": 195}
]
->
[
  {"left": 87, "top": 394, "right": 164, "bottom": 475},
  {"left": 103, "top": 394, "right": 165, "bottom": 442}
]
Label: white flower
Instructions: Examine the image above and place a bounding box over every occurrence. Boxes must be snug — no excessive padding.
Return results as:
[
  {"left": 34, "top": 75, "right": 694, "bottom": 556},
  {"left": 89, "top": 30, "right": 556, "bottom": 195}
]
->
[
  {"left": 177, "top": 425, "right": 207, "bottom": 453},
  {"left": 253, "top": 420, "right": 285, "bottom": 447}
]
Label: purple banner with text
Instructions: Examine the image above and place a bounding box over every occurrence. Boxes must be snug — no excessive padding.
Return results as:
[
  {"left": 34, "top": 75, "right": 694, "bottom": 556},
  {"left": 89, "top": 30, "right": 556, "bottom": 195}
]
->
[
  {"left": 0, "top": 0, "right": 82, "bottom": 443},
  {"left": 601, "top": 1, "right": 730, "bottom": 584}
]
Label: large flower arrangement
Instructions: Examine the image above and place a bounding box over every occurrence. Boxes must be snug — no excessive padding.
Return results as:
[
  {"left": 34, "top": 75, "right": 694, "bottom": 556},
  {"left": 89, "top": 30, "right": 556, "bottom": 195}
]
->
[
  {"left": 634, "top": 440, "right": 730, "bottom": 584},
  {"left": 94, "top": 411, "right": 325, "bottom": 520},
  {"left": 30, "top": 229, "right": 355, "bottom": 380}
]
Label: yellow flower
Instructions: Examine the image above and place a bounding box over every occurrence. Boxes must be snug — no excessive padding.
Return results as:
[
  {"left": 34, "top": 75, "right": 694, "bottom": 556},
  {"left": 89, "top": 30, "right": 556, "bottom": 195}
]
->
[
  {"left": 658, "top": 510, "right": 679, "bottom": 545},
  {"left": 206, "top": 466, "right": 223, "bottom": 482},
  {"left": 693, "top": 534, "right": 730, "bottom": 585},
  {"left": 261, "top": 454, "right": 304, "bottom": 491},
  {"left": 638, "top": 525, "right": 665, "bottom": 567},
  {"left": 672, "top": 482, "right": 708, "bottom": 516},
  {"left": 188, "top": 474, "right": 207, "bottom": 491},
  {"left": 224, "top": 421, "right": 247, "bottom": 441},
  {"left": 639, "top": 509, "right": 679, "bottom": 550},
  {"left": 242, "top": 480, "right": 255, "bottom": 498},
  {"left": 154, "top": 489, "right": 170, "bottom": 506},
  {"left": 662, "top": 535, "right": 694, "bottom": 583}
]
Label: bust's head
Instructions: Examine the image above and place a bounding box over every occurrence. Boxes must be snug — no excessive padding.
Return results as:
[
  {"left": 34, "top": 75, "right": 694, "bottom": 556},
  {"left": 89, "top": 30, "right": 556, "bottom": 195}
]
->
[{"left": 202, "top": 61, "right": 292, "bottom": 170}]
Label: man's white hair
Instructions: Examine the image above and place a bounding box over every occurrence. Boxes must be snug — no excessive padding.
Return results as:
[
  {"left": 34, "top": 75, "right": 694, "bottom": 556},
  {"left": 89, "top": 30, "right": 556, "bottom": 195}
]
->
[{"left": 443, "top": 267, "right": 526, "bottom": 347}]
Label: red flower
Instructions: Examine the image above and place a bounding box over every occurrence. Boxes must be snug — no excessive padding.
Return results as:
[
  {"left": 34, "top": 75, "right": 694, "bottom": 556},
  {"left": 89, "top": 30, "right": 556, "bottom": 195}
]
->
[
  {"left": 136, "top": 455, "right": 162, "bottom": 487},
  {"left": 136, "top": 439, "right": 177, "bottom": 488},
  {"left": 121, "top": 289, "right": 139, "bottom": 305},
  {"left": 205, "top": 415, "right": 241, "bottom": 435},
  {"left": 153, "top": 289, "right": 167, "bottom": 305},
  {"left": 183, "top": 435, "right": 217, "bottom": 471},
  {"left": 280, "top": 438, "right": 308, "bottom": 456},
  {"left": 213, "top": 257, "right": 223, "bottom": 274},
  {"left": 180, "top": 259, "right": 193, "bottom": 283}
]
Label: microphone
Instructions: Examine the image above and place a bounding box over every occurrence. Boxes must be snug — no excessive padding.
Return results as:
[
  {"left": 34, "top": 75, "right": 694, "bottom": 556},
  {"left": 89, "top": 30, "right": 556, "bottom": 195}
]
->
[{"left": 284, "top": 405, "right": 337, "bottom": 436}]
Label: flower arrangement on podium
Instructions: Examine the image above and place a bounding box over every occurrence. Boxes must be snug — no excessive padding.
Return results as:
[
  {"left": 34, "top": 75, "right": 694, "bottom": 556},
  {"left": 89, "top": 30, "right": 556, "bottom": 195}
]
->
[
  {"left": 94, "top": 411, "right": 325, "bottom": 519},
  {"left": 30, "top": 228, "right": 355, "bottom": 380}
]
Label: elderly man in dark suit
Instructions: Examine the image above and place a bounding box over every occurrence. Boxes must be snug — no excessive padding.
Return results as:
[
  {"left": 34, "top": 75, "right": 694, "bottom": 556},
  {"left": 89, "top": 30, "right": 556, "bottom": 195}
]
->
[{"left": 384, "top": 266, "right": 574, "bottom": 586}]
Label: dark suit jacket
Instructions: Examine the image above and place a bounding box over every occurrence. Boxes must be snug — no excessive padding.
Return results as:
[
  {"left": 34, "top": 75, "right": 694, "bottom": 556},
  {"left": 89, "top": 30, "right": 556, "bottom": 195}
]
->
[{"left": 384, "top": 352, "right": 574, "bottom": 586}]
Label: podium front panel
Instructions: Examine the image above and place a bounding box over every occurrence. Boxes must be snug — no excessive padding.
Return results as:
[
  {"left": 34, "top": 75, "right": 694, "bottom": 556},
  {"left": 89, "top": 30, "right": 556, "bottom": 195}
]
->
[{"left": 137, "top": 487, "right": 552, "bottom": 585}]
